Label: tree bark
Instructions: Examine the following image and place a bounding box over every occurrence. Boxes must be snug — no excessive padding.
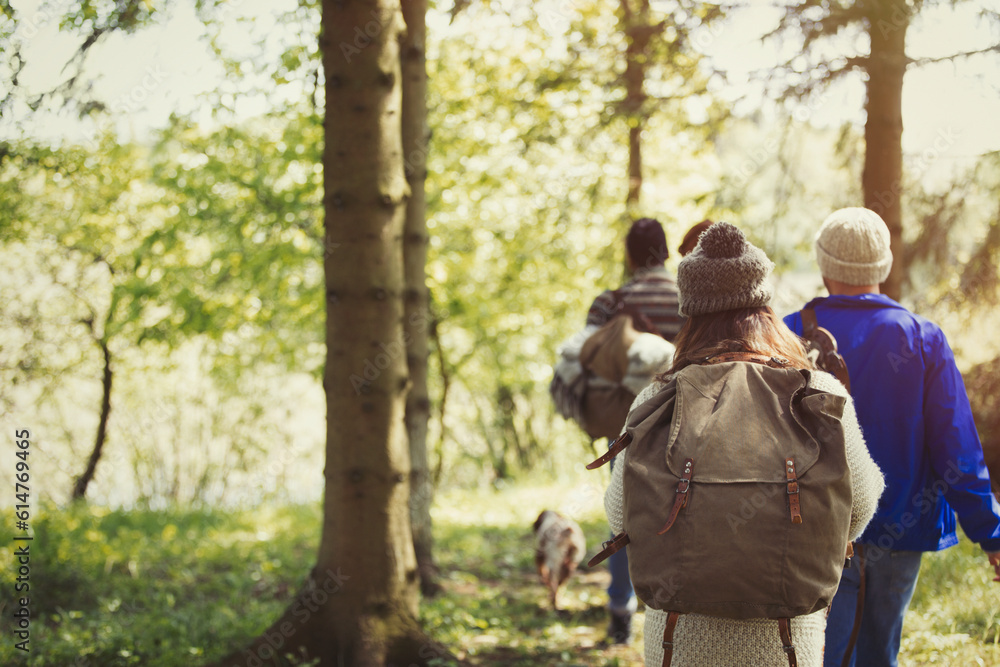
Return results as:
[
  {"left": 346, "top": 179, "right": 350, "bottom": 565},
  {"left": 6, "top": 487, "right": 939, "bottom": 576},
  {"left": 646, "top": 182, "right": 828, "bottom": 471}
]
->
[
  {"left": 863, "top": 1, "right": 909, "bottom": 301},
  {"left": 211, "top": 1, "right": 454, "bottom": 664},
  {"left": 72, "top": 337, "right": 112, "bottom": 500},
  {"left": 400, "top": 0, "right": 439, "bottom": 598},
  {"left": 620, "top": 0, "right": 657, "bottom": 216}
]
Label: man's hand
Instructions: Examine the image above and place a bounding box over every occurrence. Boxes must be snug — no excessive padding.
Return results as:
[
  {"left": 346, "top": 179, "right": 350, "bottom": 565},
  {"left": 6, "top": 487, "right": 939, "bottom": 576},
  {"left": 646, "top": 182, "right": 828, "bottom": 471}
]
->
[{"left": 988, "top": 551, "right": 1000, "bottom": 583}]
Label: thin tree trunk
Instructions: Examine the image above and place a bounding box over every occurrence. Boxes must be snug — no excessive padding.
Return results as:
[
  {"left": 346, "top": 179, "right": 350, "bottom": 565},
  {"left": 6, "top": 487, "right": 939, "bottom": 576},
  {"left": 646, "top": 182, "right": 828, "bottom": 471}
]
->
[
  {"left": 620, "top": 0, "right": 657, "bottom": 217},
  {"left": 72, "top": 338, "right": 112, "bottom": 500},
  {"left": 863, "top": 1, "right": 909, "bottom": 301},
  {"left": 429, "top": 314, "right": 450, "bottom": 487},
  {"left": 211, "top": 1, "right": 455, "bottom": 664},
  {"left": 400, "top": 0, "right": 439, "bottom": 599}
]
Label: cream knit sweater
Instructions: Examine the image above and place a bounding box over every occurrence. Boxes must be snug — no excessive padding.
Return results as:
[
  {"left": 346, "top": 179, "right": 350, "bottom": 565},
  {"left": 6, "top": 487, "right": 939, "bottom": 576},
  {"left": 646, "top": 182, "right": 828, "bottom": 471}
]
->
[{"left": 604, "top": 370, "right": 884, "bottom": 667}]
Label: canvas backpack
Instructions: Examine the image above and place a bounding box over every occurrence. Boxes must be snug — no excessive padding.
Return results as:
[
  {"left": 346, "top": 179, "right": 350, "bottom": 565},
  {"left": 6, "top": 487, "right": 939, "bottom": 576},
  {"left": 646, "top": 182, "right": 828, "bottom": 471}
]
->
[
  {"left": 550, "top": 292, "right": 672, "bottom": 440},
  {"left": 587, "top": 352, "right": 853, "bottom": 667},
  {"left": 576, "top": 308, "right": 650, "bottom": 439}
]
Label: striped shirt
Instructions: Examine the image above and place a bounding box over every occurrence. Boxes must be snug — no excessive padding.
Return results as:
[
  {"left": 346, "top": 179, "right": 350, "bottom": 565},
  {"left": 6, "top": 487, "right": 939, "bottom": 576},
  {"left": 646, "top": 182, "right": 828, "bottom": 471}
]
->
[{"left": 586, "top": 266, "right": 684, "bottom": 342}]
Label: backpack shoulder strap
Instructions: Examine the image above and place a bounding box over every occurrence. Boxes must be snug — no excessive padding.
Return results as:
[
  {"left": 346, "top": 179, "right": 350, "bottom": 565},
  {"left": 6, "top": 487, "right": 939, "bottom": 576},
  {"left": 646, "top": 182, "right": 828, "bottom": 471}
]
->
[
  {"left": 799, "top": 306, "right": 852, "bottom": 393},
  {"left": 585, "top": 432, "right": 632, "bottom": 469},
  {"left": 702, "top": 351, "right": 791, "bottom": 368},
  {"left": 800, "top": 305, "right": 819, "bottom": 335},
  {"left": 586, "top": 531, "right": 630, "bottom": 568}
]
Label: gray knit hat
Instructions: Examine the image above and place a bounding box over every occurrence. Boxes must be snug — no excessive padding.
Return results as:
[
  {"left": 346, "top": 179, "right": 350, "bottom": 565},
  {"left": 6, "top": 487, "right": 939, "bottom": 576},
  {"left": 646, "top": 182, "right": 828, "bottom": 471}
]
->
[
  {"left": 677, "top": 222, "right": 774, "bottom": 317},
  {"left": 815, "top": 207, "right": 893, "bottom": 286}
]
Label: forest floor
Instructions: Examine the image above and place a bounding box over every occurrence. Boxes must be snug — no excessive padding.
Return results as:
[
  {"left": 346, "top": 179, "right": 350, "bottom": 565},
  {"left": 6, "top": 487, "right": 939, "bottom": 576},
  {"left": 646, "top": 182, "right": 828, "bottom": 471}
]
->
[{"left": 1, "top": 475, "right": 998, "bottom": 666}]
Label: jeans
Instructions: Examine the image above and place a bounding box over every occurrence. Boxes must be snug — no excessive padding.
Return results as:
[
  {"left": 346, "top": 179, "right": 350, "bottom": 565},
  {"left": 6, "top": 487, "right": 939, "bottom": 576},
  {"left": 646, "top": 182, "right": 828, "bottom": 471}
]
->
[
  {"left": 824, "top": 547, "right": 923, "bottom": 667},
  {"left": 607, "top": 453, "right": 637, "bottom": 616},
  {"left": 607, "top": 535, "right": 637, "bottom": 615}
]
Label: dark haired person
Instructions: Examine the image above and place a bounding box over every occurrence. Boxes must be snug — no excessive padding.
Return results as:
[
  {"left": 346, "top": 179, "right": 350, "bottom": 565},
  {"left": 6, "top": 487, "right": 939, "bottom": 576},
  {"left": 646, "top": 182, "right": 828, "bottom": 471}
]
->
[
  {"left": 586, "top": 217, "right": 684, "bottom": 340},
  {"left": 586, "top": 217, "right": 683, "bottom": 643},
  {"left": 784, "top": 207, "right": 1000, "bottom": 667},
  {"left": 605, "top": 222, "right": 884, "bottom": 666}
]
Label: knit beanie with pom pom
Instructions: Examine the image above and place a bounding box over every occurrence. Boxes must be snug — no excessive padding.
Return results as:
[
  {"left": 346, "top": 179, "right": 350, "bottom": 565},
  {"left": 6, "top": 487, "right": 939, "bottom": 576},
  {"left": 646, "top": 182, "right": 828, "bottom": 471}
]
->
[{"left": 677, "top": 222, "right": 774, "bottom": 317}]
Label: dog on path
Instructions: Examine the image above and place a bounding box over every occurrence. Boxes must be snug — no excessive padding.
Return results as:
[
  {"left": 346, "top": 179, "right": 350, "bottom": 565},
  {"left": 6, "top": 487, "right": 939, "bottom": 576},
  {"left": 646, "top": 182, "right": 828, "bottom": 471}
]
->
[{"left": 533, "top": 510, "right": 586, "bottom": 610}]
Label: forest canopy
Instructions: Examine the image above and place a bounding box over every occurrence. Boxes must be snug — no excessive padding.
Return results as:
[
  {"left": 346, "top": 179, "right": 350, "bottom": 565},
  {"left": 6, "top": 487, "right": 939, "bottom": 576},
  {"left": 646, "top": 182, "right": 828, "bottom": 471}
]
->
[{"left": 3, "top": 0, "right": 998, "bottom": 507}]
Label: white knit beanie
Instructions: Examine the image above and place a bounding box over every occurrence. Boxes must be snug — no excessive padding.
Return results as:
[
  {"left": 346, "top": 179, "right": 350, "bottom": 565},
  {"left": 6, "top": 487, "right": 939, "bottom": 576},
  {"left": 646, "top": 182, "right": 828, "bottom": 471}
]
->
[{"left": 815, "top": 207, "right": 893, "bottom": 286}]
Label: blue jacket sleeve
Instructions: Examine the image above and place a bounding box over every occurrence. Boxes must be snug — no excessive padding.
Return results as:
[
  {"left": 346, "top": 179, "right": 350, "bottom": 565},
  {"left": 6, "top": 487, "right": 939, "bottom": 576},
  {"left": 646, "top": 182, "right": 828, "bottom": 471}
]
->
[{"left": 922, "top": 326, "right": 1000, "bottom": 552}]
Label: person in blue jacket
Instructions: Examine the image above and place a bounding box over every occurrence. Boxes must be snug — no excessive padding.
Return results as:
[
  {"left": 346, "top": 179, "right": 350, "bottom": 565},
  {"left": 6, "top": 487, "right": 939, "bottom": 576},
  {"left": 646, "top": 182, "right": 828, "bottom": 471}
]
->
[{"left": 784, "top": 207, "right": 1000, "bottom": 667}]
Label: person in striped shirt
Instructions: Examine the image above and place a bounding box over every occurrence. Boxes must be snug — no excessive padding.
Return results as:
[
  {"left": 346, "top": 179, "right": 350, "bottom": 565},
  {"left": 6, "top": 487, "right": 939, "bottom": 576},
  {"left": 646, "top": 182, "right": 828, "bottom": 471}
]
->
[
  {"left": 586, "top": 218, "right": 685, "bottom": 342},
  {"left": 586, "top": 217, "right": 685, "bottom": 644}
]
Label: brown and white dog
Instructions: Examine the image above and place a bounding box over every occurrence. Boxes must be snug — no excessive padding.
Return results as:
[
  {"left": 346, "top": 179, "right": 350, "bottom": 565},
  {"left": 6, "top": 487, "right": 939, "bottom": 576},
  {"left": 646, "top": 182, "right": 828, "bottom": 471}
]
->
[{"left": 533, "top": 510, "right": 587, "bottom": 610}]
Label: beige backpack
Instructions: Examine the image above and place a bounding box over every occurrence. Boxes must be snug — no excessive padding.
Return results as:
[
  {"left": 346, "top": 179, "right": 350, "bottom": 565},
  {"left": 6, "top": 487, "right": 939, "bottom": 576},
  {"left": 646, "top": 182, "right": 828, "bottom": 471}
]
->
[{"left": 588, "top": 353, "right": 853, "bottom": 666}]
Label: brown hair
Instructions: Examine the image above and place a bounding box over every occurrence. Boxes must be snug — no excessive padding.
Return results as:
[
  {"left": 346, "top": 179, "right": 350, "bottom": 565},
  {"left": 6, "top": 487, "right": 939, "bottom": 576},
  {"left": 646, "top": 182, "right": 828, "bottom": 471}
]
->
[
  {"left": 678, "top": 219, "right": 714, "bottom": 257},
  {"left": 659, "top": 306, "right": 811, "bottom": 380}
]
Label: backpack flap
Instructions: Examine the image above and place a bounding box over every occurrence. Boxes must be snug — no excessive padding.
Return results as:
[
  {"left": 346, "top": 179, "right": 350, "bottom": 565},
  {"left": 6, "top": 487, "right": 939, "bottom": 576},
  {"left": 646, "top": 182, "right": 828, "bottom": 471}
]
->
[
  {"left": 622, "top": 362, "right": 853, "bottom": 620},
  {"left": 664, "top": 363, "right": 821, "bottom": 482}
]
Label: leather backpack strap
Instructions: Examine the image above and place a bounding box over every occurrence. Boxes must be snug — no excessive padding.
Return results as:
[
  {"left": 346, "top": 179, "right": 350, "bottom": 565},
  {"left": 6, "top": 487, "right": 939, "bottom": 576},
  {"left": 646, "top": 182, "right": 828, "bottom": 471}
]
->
[
  {"left": 785, "top": 457, "right": 802, "bottom": 524},
  {"left": 800, "top": 305, "right": 820, "bottom": 337},
  {"left": 657, "top": 458, "right": 694, "bottom": 534},
  {"left": 587, "top": 532, "right": 630, "bottom": 568},
  {"left": 800, "top": 306, "right": 852, "bottom": 393},
  {"left": 586, "top": 432, "right": 633, "bottom": 470},
  {"left": 841, "top": 543, "right": 866, "bottom": 667},
  {"left": 661, "top": 611, "right": 682, "bottom": 667},
  {"left": 703, "top": 351, "right": 791, "bottom": 368},
  {"left": 778, "top": 618, "right": 798, "bottom": 667}
]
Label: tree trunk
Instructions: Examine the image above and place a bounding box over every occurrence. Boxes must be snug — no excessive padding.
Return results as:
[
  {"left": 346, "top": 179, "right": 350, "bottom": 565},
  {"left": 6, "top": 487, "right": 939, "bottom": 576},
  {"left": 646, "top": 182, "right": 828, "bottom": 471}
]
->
[
  {"left": 211, "top": 2, "right": 455, "bottom": 664},
  {"left": 72, "top": 337, "right": 112, "bottom": 500},
  {"left": 620, "top": 0, "right": 657, "bottom": 216},
  {"left": 400, "top": 0, "right": 440, "bottom": 598},
  {"left": 863, "top": 1, "right": 909, "bottom": 301}
]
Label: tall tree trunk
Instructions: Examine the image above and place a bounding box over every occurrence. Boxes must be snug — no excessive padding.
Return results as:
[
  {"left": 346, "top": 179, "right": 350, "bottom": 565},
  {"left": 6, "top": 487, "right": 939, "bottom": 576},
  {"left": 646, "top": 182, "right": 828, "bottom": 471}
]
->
[
  {"left": 211, "top": 2, "right": 454, "bottom": 664},
  {"left": 620, "top": 0, "right": 657, "bottom": 217},
  {"left": 400, "top": 0, "right": 440, "bottom": 598},
  {"left": 72, "top": 337, "right": 112, "bottom": 500},
  {"left": 863, "top": 1, "right": 909, "bottom": 301}
]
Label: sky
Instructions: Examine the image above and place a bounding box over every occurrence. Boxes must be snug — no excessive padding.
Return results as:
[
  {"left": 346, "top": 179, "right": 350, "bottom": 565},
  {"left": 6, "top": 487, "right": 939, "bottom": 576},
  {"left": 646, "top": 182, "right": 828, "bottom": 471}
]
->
[
  {"left": 700, "top": 2, "right": 1000, "bottom": 169},
  {"left": 3, "top": 0, "right": 1000, "bottom": 180}
]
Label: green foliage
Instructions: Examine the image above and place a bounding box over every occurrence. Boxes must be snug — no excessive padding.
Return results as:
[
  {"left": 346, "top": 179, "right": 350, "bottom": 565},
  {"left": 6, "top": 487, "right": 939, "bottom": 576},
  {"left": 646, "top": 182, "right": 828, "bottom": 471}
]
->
[
  {"left": 903, "top": 535, "right": 1000, "bottom": 664},
  {"left": 0, "top": 129, "right": 326, "bottom": 505},
  {"left": 0, "top": 503, "right": 319, "bottom": 666},
  {"left": 0, "top": 135, "right": 177, "bottom": 346},
  {"left": 963, "top": 356, "right": 1000, "bottom": 487},
  {"left": 150, "top": 108, "right": 325, "bottom": 375},
  {"left": 58, "top": 0, "right": 160, "bottom": 35},
  {"left": 193, "top": 0, "right": 321, "bottom": 116}
]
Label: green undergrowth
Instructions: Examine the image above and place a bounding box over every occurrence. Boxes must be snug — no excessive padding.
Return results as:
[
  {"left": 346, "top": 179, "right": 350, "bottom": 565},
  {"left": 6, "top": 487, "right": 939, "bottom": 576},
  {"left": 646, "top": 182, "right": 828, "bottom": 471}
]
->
[
  {"left": 0, "top": 503, "right": 319, "bottom": 667},
  {"left": 1, "top": 475, "right": 998, "bottom": 666}
]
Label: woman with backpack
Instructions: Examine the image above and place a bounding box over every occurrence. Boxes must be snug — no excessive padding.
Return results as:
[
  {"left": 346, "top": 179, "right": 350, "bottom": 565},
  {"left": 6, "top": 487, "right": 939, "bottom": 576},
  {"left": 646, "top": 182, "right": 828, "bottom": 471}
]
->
[{"left": 599, "top": 222, "right": 884, "bottom": 667}]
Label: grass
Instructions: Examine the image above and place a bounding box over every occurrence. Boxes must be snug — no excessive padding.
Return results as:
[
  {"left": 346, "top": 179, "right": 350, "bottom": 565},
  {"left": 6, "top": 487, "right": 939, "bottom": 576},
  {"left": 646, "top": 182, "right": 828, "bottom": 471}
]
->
[{"left": 1, "top": 473, "right": 998, "bottom": 666}]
